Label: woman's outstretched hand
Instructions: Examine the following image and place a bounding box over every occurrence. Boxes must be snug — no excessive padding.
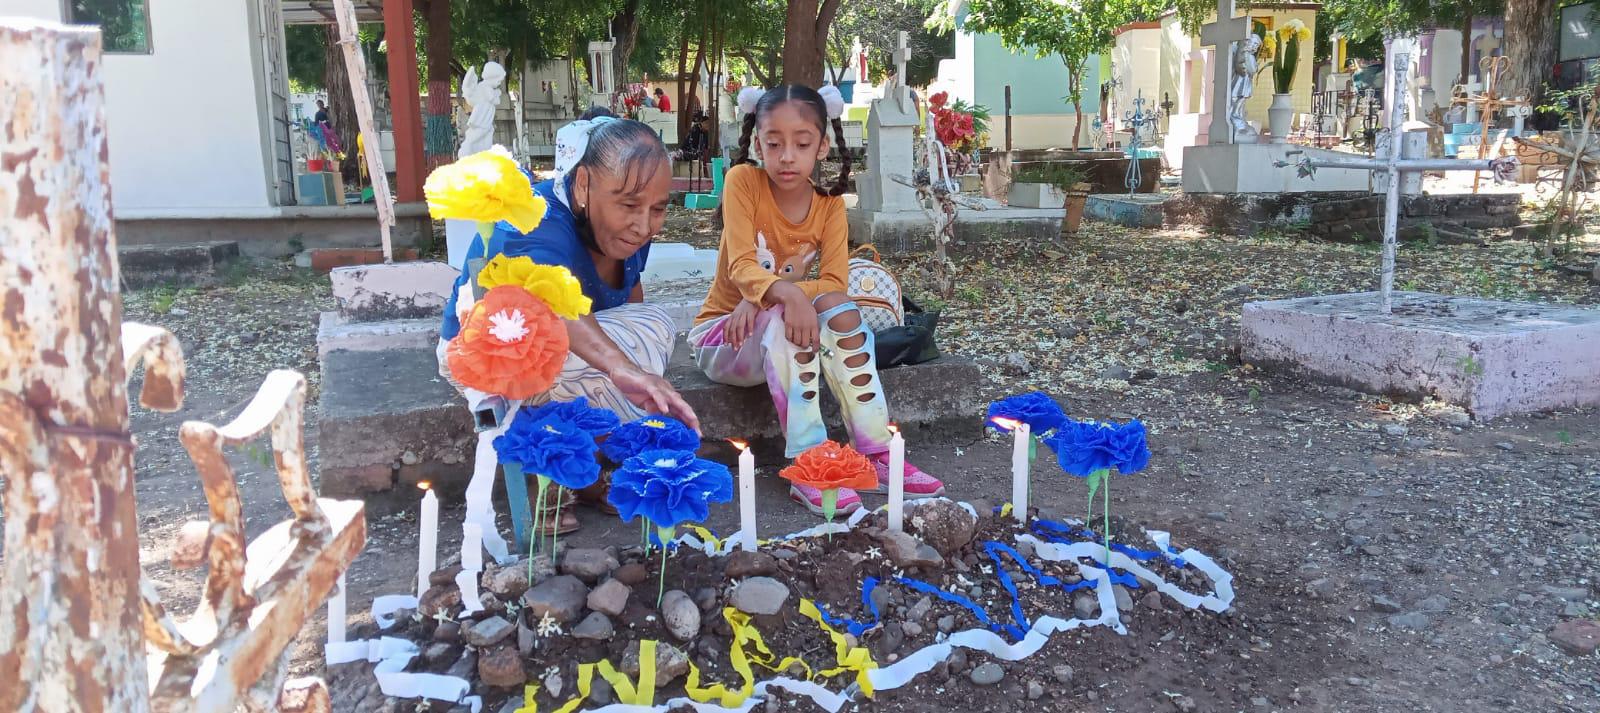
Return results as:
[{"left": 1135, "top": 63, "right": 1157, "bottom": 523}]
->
[{"left": 611, "top": 365, "right": 701, "bottom": 434}]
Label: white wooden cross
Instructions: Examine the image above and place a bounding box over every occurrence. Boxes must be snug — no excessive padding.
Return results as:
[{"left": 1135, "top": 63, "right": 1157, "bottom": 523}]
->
[
  {"left": 892, "top": 31, "right": 913, "bottom": 113},
  {"left": 1279, "top": 37, "right": 1517, "bottom": 314},
  {"left": 1199, "top": 0, "right": 1252, "bottom": 145},
  {"left": 332, "top": 0, "right": 396, "bottom": 261}
]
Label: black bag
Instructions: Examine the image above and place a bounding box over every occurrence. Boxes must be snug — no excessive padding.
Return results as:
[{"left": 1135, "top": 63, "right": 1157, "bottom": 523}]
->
[{"left": 875, "top": 297, "right": 941, "bottom": 368}]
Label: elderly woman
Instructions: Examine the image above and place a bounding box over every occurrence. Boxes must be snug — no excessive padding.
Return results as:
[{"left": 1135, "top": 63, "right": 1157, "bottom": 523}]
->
[{"left": 439, "top": 117, "right": 699, "bottom": 535}]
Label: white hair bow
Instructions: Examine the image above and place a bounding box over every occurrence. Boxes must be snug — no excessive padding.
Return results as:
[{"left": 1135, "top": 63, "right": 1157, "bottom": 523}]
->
[
  {"left": 552, "top": 116, "right": 616, "bottom": 208},
  {"left": 817, "top": 85, "right": 845, "bottom": 120}
]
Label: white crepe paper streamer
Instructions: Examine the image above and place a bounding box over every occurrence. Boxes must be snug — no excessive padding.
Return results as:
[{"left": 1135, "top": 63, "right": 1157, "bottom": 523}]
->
[
  {"left": 1019, "top": 532, "right": 1235, "bottom": 613},
  {"left": 371, "top": 594, "right": 420, "bottom": 629},
  {"left": 463, "top": 420, "right": 515, "bottom": 571},
  {"left": 326, "top": 601, "right": 483, "bottom": 711},
  {"left": 458, "top": 569, "right": 485, "bottom": 615}
]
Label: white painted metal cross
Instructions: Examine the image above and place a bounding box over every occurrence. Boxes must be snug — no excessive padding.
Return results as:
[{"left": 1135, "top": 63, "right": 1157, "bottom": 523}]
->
[
  {"left": 1200, "top": 0, "right": 1252, "bottom": 145},
  {"left": 1279, "top": 37, "right": 1517, "bottom": 314},
  {"left": 892, "top": 30, "right": 913, "bottom": 113}
]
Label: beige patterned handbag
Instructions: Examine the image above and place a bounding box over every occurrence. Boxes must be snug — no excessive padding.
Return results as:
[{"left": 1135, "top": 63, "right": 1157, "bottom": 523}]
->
[{"left": 847, "top": 244, "right": 904, "bottom": 333}]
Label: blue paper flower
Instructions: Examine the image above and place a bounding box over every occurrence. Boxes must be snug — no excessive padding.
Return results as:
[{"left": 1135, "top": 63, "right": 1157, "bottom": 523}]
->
[
  {"left": 607, "top": 449, "right": 734, "bottom": 528},
  {"left": 601, "top": 415, "right": 699, "bottom": 463},
  {"left": 1047, "top": 419, "right": 1118, "bottom": 477},
  {"left": 520, "top": 397, "right": 620, "bottom": 437},
  {"left": 1106, "top": 420, "right": 1151, "bottom": 475},
  {"left": 494, "top": 416, "right": 601, "bottom": 490},
  {"left": 986, "top": 392, "right": 1068, "bottom": 434}
]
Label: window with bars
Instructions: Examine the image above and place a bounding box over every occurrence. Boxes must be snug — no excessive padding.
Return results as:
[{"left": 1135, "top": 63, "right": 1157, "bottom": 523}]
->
[{"left": 65, "top": 0, "right": 152, "bottom": 54}]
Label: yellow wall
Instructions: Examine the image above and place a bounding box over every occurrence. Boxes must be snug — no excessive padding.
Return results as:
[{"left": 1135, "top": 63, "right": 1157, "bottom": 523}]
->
[{"left": 1163, "top": 5, "right": 1321, "bottom": 124}]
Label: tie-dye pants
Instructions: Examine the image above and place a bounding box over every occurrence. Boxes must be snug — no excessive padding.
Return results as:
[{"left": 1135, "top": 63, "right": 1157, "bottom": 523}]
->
[{"left": 688, "top": 299, "right": 892, "bottom": 458}]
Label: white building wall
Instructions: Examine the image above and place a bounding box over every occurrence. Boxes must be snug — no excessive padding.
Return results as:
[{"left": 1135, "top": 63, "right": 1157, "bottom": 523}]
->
[{"left": 4, "top": 0, "right": 276, "bottom": 213}]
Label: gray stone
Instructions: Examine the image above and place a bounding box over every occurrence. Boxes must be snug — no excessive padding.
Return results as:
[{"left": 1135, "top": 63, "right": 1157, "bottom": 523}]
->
[
  {"left": 880, "top": 622, "right": 904, "bottom": 654},
  {"left": 432, "top": 620, "right": 461, "bottom": 643},
  {"left": 1113, "top": 585, "right": 1134, "bottom": 612},
  {"left": 1002, "top": 352, "right": 1031, "bottom": 376},
  {"left": 731, "top": 577, "right": 790, "bottom": 616},
  {"left": 1140, "top": 591, "right": 1166, "bottom": 611},
  {"left": 477, "top": 644, "right": 525, "bottom": 688},
  {"left": 937, "top": 615, "right": 956, "bottom": 633},
  {"left": 1542, "top": 585, "right": 1590, "bottom": 602},
  {"left": 613, "top": 563, "right": 649, "bottom": 586},
  {"left": 463, "top": 616, "right": 516, "bottom": 647},
  {"left": 875, "top": 529, "right": 945, "bottom": 569},
  {"left": 621, "top": 642, "right": 691, "bottom": 684},
  {"left": 693, "top": 587, "right": 719, "bottom": 613},
  {"left": 907, "top": 500, "right": 977, "bottom": 556},
  {"left": 1388, "top": 612, "right": 1431, "bottom": 630},
  {"left": 1052, "top": 664, "right": 1074, "bottom": 684},
  {"left": 483, "top": 564, "right": 532, "bottom": 599},
  {"left": 522, "top": 575, "right": 589, "bottom": 623},
  {"left": 901, "top": 621, "right": 923, "bottom": 637},
  {"left": 1073, "top": 593, "right": 1098, "bottom": 620},
  {"left": 1372, "top": 595, "right": 1403, "bottom": 613},
  {"left": 1416, "top": 595, "right": 1450, "bottom": 612},
  {"left": 586, "top": 578, "right": 631, "bottom": 617},
  {"left": 907, "top": 596, "right": 933, "bottom": 623},
  {"left": 1027, "top": 680, "right": 1045, "bottom": 700},
  {"left": 1099, "top": 364, "right": 1132, "bottom": 381},
  {"left": 661, "top": 590, "right": 701, "bottom": 641},
  {"left": 560, "top": 548, "right": 620, "bottom": 584},
  {"left": 573, "top": 611, "right": 614, "bottom": 641},
  {"left": 1550, "top": 619, "right": 1600, "bottom": 656},
  {"left": 445, "top": 650, "right": 476, "bottom": 680},
  {"left": 724, "top": 550, "right": 779, "bottom": 579},
  {"left": 517, "top": 619, "right": 535, "bottom": 655},
  {"left": 1382, "top": 424, "right": 1409, "bottom": 436},
  {"left": 969, "top": 662, "right": 1005, "bottom": 686},
  {"left": 542, "top": 667, "right": 564, "bottom": 698},
  {"left": 422, "top": 642, "right": 456, "bottom": 666}
]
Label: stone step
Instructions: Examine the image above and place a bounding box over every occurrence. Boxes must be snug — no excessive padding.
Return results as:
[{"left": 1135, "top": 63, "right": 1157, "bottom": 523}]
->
[
  {"left": 316, "top": 311, "right": 440, "bottom": 358},
  {"left": 316, "top": 340, "right": 982, "bottom": 496},
  {"left": 117, "top": 240, "right": 238, "bottom": 289}
]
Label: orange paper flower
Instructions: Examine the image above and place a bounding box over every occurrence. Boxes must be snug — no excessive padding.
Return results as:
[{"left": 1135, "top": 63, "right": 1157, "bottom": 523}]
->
[
  {"left": 446, "top": 285, "right": 569, "bottom": 399},
  {"left": 780, "top": 440, "right": 879, "bottom": 491}
]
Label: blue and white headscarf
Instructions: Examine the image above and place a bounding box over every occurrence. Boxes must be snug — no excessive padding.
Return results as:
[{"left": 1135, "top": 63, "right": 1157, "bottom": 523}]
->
[{"left": 551, "top": 116, "right": 616, "bottom": 209}]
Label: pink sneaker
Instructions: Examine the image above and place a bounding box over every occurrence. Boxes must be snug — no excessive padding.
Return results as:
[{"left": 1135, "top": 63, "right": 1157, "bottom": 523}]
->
[
  {"left": 865, "top": 453, "right": 946, "bottom": 499},
  {"left": 789, "top": 483, "right": 863, "bottom": 517}
]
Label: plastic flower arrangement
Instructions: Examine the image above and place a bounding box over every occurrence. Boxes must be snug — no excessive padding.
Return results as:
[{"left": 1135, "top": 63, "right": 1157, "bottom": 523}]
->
[
  {"left": 601, "top": 415, "right": 701, "bottom": 463},
  {"left": 1046, "top": 419, "right": 1151, "bottom": 564},
  {"left": 423, "top": 145, "right": 546, "bottom": 240},
  {"left": 1258, "top": 19, "right": 1310, "bottom": 95},
  {"left": 780, "top": 441, "right": 879, "bottom": 535},
  {"left": 445, "top": 285, "right": 569, "bottom": 399},
  {"left": 518, "top": 396, "right": 620, "bottom": 437},
  {"left": 927, "top": 92, "right": 990, "bottom": 158},
  {"left": 986, "top": 392, "right": 1068, "bottom": 435},
  {"left": 495, "top": 409, "right": 605, "bottom": 570},
  {"left": 477, "top": 254, "right": 593, "bottom": 320},
  {"left": 609, "top": 449, "right": 733, "bottom": 603}
]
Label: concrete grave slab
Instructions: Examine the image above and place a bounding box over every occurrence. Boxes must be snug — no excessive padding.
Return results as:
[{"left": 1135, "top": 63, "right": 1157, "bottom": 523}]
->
[
  {"left": 1086, "top": 194, "right": 1169, "bottom": 229},
  {"left": 330, "top": 261, "right": 460, "bottom": 321},
  {"left": 1241, "top": 291, "right": 1600, "bottom": 419},
  {"left": 848, "top": 207, "right": 1062, "bottom": 252},
  {"left": 116, "top": 240, "right": 238, "bottom": 288},
  {"left": 1182, "top": 143, "right": 1373, "bottom": 193},
  {"left": 316, "top": 311, "right": 441, "bottom": 358}
]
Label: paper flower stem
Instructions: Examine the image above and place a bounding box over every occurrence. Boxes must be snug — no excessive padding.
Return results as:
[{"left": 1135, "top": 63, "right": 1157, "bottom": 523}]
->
[
  {"left": 535, "top": 475, "right": 551, "bottom": 554},
  {"left": 1102, "top": 471, "right": 1112, "bottom": 567},
  {"left": 655, "top": 524, "right": 675, "bottom": 607},
  {"left": 821, "top": 489, "right": 838, "bottom": 541}
]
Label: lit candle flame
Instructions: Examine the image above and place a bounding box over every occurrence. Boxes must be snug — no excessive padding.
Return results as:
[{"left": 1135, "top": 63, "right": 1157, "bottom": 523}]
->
[
  {"left": 887, "top": 423, "right": 899, "bottom": 434},
  {"left": 728, "top": 438, "right": 749, "bottom": 451},
  {"left": 418, "top": 481, "right": 432, "bottom": 491},
  {"left": 990, "top": 417, "right": 1023, "bottom": 433}
]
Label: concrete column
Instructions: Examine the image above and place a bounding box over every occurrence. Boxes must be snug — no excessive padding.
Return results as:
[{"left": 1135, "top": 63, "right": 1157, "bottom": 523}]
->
[{"left": 384, "top": 0, "right": 425, "bottom": 202}]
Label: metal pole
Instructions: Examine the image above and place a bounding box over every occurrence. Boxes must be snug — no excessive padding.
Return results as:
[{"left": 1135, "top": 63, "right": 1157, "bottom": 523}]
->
[
  {"left": 0, "top": 19, "right": 152, "bottom": 711},
  {"left": 1005, "top": 85, "right": 1013, "bottom": 152},
  {"left": 1379, "top": 37, "right": 1412, "bottom": 314}
]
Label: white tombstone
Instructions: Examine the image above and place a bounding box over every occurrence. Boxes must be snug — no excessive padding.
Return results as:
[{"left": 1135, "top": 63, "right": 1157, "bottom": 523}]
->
[
  {"left": 587, "top": 39, "right": 616, "bottom": 108},
  {"left": 857, "top": 31, "right": 920, "bottom": 213},
  {"left": 1200, "top": 0, "right": 1253, "bottom": 145}
]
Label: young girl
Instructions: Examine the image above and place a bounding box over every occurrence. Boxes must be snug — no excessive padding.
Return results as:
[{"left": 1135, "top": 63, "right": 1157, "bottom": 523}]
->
[{"left": 687, "top": 85, "right": 944, "bottom": 516}]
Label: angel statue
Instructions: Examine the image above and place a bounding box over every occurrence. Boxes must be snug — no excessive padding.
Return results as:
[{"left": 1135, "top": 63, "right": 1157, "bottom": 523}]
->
[
  {"left": 460, "top": 62, "right": 507, "bottom": 158},
  {"left": 1228, "top": 34, "right": 1262, "bottom": 143}
]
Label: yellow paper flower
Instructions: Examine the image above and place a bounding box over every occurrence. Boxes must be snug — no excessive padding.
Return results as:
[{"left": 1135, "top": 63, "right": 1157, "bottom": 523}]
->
[
  {"left": 477, "top": 254, "right": 592, "bottom": 319},
  {"left": 424, "top": 146, "right": 546, "bottom": 234},
  {"left": 1297, "top": 26, "right": 1313, "bottom": 43}
]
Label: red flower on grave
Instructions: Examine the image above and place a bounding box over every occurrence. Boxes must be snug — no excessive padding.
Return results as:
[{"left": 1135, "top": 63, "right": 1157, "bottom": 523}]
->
[
  {"left": 929, "top": 91, "right": 949, "bottom": 110},
  {"left": 780, "top": 440, "right": 879, "bottom": 492}
]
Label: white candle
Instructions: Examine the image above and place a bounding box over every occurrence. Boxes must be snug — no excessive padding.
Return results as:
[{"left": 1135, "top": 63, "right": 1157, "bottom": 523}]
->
[
  {"left": 327, "top": 573, "right": 347, "bottom": 644},
  {"left": 733, "top": 440, "right": 757, "bottom": 551},
  {"left": 462, "top": 522, "right": 483, "bottom": 572},
  {"left": 417, "top": 483, "right": 438, "bottom": 598},
  {"left": 1007, "top": 421, "right": 1031, "bottom": 521},
  {"left": 887, "top": 425, "right": 906, "bottom": 532}
]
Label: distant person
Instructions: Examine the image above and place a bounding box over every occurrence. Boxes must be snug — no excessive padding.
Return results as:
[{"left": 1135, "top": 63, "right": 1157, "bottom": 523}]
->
[
  {"left": 314, "top": 99, "right": 330, "bottom": 124},
  {"left": 579, "top": 106, "right": 617, "bottom": 121},
  {"left": 654, "top": 87, "right": 672, "bottom": 113},
  {"left": 674, "top": 110, "right": 709, "bottom": 161}
]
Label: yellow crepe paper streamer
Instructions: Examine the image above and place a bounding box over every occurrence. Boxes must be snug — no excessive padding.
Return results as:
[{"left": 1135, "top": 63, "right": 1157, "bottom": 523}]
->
[
  {"left": 685, "top": 608, "right": 813, "bottom": 707},
  {"left": 799, "top": 599, "right": 877, "bottom": 698},
  {"left": 423, "top": 146, "right": 546, "bottom": 234},
  {"left": 477, "top": 254, "right": 593, "bottom": 320},
  {"left": 596, "top": 640, "right": 659, "bottom": 707},
  {"left": 512, "top": 665, "right": 597, "bottom": 713},
  {"left": 999, "top": 502, "right": 1014, "bottom": 519}
]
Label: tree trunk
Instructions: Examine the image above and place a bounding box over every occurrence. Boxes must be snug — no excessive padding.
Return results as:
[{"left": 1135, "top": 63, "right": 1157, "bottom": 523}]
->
[
  {"left": 781, "top": 0, "right": 843, "bottom": 87},
  {"left": 1066, "top": 59, "right": 1084, "bottom": 149},
  {"left": 1502, "top": 0, "right": 1559, "bottom": 107},
  {"left": 324, "top": 26, "right": 359, "bottom": 184},
  {"left": 677, "top": 12, "right": 692, "bottom": 138},
  {"left": 424, "top": 0, "right": 454, "bottom": 169},
  {"left": 1459, "top": 11, "right": 1474, "bottom": 87},
  {"left": 612, "top": 0, "right": 641, "bottom": 90}
]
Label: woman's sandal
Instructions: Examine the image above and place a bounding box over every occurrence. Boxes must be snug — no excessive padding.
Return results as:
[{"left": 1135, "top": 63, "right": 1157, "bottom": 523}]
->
[
  {"left": 574, "top": 469, "right": 619, "bottom": 516},
  {"left": 530, "top": 488, "right": 582, "bottom": 535}
]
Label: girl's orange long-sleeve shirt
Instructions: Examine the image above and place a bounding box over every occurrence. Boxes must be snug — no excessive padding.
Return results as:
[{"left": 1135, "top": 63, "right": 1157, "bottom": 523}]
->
[{"left": 695, "top": 164, "right": 850, "bottom": 324}]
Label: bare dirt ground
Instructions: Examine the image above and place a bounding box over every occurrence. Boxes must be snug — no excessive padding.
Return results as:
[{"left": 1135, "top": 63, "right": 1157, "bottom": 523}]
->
[{"left": 114, "top": 213, "right": 1600, "bottom": 712}]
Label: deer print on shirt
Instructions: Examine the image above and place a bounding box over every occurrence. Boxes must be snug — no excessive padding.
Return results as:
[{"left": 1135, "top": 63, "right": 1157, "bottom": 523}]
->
[{"left": 754, "top": 231, "right": 816, "bottom": 282}]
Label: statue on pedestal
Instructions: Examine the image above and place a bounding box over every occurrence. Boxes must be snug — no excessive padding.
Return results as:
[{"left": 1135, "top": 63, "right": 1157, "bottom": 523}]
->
[
  {"left": 1228, "top": 34, "right": 1262, "bottom": 143},
  {"left": 460, "top": 62, "right": 507, "bottom": 158}
]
